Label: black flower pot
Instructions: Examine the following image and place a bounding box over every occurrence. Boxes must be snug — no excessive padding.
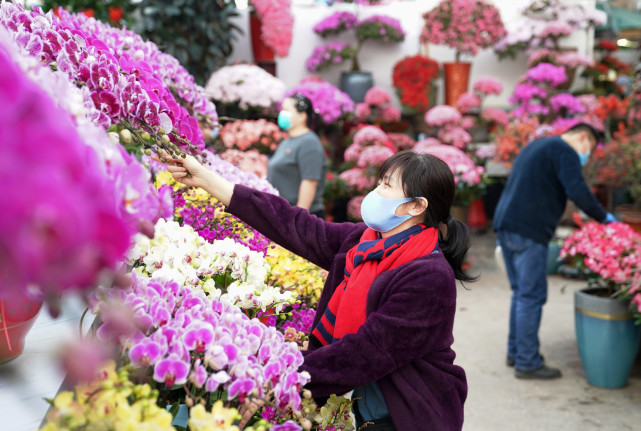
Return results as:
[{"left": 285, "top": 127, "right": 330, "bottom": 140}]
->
[{"left": 339, "top": 71, "right": 374, "bottom": 103}]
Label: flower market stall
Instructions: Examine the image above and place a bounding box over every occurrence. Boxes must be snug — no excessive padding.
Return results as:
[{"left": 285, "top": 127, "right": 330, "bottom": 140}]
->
[{"left": 3, "top": 0, "right": 641, "bottom": 429}]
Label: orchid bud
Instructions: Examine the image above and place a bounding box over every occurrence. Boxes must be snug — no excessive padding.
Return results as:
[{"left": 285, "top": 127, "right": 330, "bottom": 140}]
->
[
  {"left": 161, "top": 134, "right": 170, "bottom": 144},
  {"left": 120, "top": 129, "right": 132, "bottom": 143},
  {"left": 141, "top": 131, "right": 151, "bottom": 141},
  {"left": 158, "top": 127, "right": 166, "bottom": 135},
  {"left": 144, "top": 149, "right": 151, "bottom": 156},
  {"left": 185, "top": 397, "right": 194, "bottom": 407},
  {"left": 301, "top": 419, "right": 312, "bottom": 430}
]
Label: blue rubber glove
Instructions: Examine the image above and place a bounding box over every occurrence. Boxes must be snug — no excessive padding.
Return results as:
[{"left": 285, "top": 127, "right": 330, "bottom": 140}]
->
[{"left": 604, "top": 212, "right": 617, "bottom": 224}]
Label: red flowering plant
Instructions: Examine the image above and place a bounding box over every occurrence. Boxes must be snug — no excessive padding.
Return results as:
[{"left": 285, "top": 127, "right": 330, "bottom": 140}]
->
[
  {"left": 581, "top": 40, "right": 630, "bottom": 97},
  {"left": 560, "top": 221, "right": 641, "bottom": 318},
  {"left": 492, "top": 116, "right": 541, "bottom": 167},
  {"left": 392, "top": 55, "right": 440, "bottom": 113},
  {"left": 420, "top": 0, "right": 506, "bottom": 62},
  {"left": 41, "top": 0, "right": 127, "bottom": 25},
  {"left": 584, "top": 126, "right": 641, "bottom": 210}
]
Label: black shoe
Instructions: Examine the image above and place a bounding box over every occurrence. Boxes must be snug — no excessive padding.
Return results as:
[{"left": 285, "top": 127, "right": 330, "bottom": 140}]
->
[{"left": 515, "top": 364, "right": 562, "bottom": 380}]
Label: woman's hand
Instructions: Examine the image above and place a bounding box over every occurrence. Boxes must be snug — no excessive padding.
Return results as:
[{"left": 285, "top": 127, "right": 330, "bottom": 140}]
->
[
  {"left": 152, "top": 152, "right": 234, "bottom": 206},
  {"left": 238, "top": 396, "right": 265, "bottom": 429},
  {"left": 153, "top": 153, "right": 209, "bottom": 189}
]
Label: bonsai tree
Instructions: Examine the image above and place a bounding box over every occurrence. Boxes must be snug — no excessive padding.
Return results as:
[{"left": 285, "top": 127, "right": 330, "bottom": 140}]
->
[{"left": 306, "top": 11, "right": 405, "bottom": 72}]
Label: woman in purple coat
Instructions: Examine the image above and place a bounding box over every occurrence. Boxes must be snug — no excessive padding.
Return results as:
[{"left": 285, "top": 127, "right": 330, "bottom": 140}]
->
[{"left": 161, "top": 150, "right": 474, "bottom": 431}]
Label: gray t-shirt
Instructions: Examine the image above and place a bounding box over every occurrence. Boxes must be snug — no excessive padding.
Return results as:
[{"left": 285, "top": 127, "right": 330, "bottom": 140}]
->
[{"left": 268, "top": 131, "right": 327, "bottom": 214}]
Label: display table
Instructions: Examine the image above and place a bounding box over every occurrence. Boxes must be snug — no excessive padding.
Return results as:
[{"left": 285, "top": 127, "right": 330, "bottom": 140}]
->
[{"left": 0, "top": 296, "right": 90, "bottom": 431}]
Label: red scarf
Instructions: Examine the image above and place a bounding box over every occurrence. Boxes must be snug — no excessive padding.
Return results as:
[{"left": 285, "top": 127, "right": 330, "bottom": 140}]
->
[{"left": 312, "top": 224, "right": 439, "bottom": 346}]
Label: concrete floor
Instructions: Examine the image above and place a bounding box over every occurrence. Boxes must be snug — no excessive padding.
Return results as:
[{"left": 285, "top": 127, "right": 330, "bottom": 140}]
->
[{"left": 453, "top": 229, "right": 641, "bottom": 431}]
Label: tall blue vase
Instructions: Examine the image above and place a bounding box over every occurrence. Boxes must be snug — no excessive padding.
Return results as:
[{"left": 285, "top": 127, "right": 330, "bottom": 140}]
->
[{"left": 575, "top": 287, "right": 641, "bottom": 388}]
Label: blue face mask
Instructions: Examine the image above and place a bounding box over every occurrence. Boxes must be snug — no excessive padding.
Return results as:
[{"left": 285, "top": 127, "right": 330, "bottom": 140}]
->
[
  {"left": 579, "top": 149, "right": 591, "bottom": 167},
  {"left": 277, "top": 111, "right": 292, "bottom": 131},
  {"left": 360, "top": 191, "right": 415, "bottom": 232}
]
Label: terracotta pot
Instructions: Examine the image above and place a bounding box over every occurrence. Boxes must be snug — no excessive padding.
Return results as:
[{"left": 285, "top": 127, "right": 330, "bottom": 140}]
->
[
  {"left": 249, "top": 11, "right": 275, "bottom": 64},
  {"left": 443, "top": 62, "right": 471, "bottom": 106},
  {"left": 0, "top": 296, "right": 43, "bottom": 364},
  {"left": 620, "top": 211, "right": 641, "bottom": 234}
]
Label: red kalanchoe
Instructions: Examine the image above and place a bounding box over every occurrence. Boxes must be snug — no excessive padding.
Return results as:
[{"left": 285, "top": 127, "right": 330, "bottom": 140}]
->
[{"left": 392, "top": 55, "right": 440, "bottom": 112}]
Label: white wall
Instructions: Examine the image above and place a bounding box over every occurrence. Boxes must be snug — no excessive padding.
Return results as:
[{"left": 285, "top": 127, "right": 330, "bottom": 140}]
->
[{"left": 229, "top": 0, "right": 596, "bottom": 108}]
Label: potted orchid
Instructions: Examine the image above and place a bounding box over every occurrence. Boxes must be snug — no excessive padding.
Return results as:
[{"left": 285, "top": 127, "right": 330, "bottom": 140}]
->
[
  {"left": 420, "top": 0, "right": 506, "bottom": 106},
  {"left": 560, "top": 221, "right": 641, "bottom": 388},
  {"left": 307, "top": 11, "right": 405, "bottom": 102}
]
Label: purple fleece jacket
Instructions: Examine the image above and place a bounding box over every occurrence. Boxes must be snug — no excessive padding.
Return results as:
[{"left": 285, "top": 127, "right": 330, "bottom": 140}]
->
[{"left": 227, "top": 185, "right": 467, "bottom": 431}]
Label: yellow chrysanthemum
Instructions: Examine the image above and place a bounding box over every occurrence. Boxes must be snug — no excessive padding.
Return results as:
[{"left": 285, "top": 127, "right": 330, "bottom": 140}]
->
[{"left": 266, "top": 245, "right": 327, "bottom": 304}]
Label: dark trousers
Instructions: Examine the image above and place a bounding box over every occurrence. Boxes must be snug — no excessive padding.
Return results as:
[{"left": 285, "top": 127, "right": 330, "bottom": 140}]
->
[{"left": 353, "top": 401, "right": 396, "bottom": 430}]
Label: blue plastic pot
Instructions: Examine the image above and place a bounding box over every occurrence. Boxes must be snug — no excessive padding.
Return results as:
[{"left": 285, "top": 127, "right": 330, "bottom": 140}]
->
[
  {"left": 546, "top": 240, "right": 562, "bottom": 275},
  {"left": 575, "top": 287, "right": 641, "bottom": 388},
  {"left": 166, "top": 403, "right": 189, "bottom": 427}
]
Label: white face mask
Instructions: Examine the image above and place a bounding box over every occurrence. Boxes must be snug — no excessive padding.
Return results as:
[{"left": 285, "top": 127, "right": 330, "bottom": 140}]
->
[{"left": 360, "top": 191, "right": 415, "bottom": 232}]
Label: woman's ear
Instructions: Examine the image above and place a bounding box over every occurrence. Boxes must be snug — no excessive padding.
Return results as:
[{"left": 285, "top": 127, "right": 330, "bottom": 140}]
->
[{"left": 408, "top": 197, "right": 428, "bottom": 216}]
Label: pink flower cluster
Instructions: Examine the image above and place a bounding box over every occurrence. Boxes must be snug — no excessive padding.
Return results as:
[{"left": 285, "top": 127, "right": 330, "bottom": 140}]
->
[
  {"left": 481, "top": 107, "right": 510, "bottom": 126},
  {"left": 424, "top": 105, "right": 472, "bottom": 149},
  {"left": 456, "top": 93, "right": 482, "bottom": 114},
  {"left": 0, "top": 3, "right": 209, "bottom": 153},
  {"left": 549, "top": 93, "right": 586, "bottom": 115},
  {"left": 414, "top": 144, "right": 484, "bottom": 184},
  {"left": 425, "top": 105, "right": 462, "bottom": 127},
  {"left": 313, "top": 11, "right": 358, "bottom": 37},
  {"left": 92, "top": 275, "right": 310, "bottom": 410},
  {"left": 0, "top": 38, "right": 130, "bottom": 302},
  {"left": 219, "top": 119, "right": 286, "bottom": 153},
  {"left": 284, "top": 80, "right": 354, "bottom": 124},
  {"left": 347, "top": 195, "right": 366, "bottom": 221},
  {"left": 355, "top": 15, "right": 406, "bottom": 43},
  {"left": 219, "top": 149, "right": 269, "bottom": 179},
  {"left": 525, "top": 62, "right": 568, "bottom": 87},
  {"left": 420, "top": 0, "right": 506, "bottom": 58},
  {"left": 338, "top": 168, "right": 377, "bottom": 193},
  {"left": 251, "top": 0, "right": 293, "bottom": 57},
  {"left": 206, "top": 64, "right": 286, "bottom": 110},
  {"left": 561, "top": 222, "right": 641, "bottom": 287},
  {"left": 305, "top": 42, "right": 353, "bottom": 72},
  {"left": 364, "top": 86, "right": 391, "bottom": 106},
  {"left": 355, "top": 87, "right": 401, "bottom": 125},
  {"left": 387, "top": 133, "right": 416, "bottom": 150},
  {"left": 473, "top": 77, "right": 503, "bottom": 96}
]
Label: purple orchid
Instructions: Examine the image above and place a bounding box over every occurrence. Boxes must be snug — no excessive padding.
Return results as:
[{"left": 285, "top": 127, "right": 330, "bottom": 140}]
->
[
  {"left": 183, "top": 322, "right": 215, "bottom": 353},
  {"left": 129, "top": 338, "right": 166, "bottom": 367},
  {"left": 153, "top": 354, "right": 190, "bottom": 386}
]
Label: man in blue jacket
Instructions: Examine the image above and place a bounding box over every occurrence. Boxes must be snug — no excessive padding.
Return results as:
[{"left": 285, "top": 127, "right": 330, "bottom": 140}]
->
[{"left": 493, "top": 123, "right": 616, "bottom": 380}]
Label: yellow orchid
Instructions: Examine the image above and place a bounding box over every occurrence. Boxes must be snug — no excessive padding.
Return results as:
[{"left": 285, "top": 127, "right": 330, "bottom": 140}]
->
[{"left": 188, "top": 402, "right": 240, "bottom": 431}]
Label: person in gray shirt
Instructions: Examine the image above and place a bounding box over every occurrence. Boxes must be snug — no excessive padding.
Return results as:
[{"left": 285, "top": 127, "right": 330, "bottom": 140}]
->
[{"left": 269, "top": 93, "right": 328, "bottom": 218}]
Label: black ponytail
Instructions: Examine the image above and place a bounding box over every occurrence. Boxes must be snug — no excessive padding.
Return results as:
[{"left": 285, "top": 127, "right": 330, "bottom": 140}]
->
[
  {"left": 378, "top": 151, "right": 477, "bottom": 282},
  {"left": 439, "top": 218, "right": 476, "bottom": 282}
]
